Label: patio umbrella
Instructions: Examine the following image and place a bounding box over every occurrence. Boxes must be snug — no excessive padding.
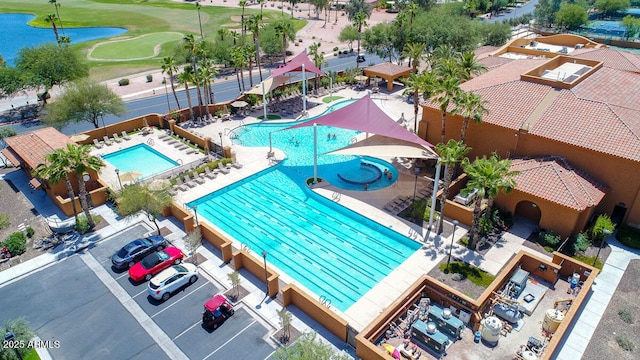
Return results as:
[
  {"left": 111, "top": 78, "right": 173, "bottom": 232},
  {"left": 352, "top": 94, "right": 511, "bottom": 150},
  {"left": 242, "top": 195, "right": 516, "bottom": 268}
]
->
[
  {"left": 148, "top": 178, "right": 171, "bottom": 191},
  {"left": 69, "top": 134, "right": 90, "bottom": 142},
  {"left": 118, "top": 170, "right": 142, "bottom": 183},
  {"left": 354, "top": 75, "right": 368, "bottom": 82},
  {"left": 231, "top": 100, "right": 249, "bottom": 108}
]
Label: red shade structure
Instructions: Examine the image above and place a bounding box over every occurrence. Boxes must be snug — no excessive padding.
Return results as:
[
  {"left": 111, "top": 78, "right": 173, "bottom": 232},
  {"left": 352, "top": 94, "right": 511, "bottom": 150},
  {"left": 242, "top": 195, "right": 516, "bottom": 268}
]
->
[{"left": 271, "top": 50, "right": 325, "bottom": 78}]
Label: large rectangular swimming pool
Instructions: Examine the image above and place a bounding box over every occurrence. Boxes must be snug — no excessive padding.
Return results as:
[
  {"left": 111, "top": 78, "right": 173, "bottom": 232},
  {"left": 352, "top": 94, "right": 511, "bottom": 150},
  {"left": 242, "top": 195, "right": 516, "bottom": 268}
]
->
[{"left": 102, "top": 143, "right": 179, "bottom": 179}]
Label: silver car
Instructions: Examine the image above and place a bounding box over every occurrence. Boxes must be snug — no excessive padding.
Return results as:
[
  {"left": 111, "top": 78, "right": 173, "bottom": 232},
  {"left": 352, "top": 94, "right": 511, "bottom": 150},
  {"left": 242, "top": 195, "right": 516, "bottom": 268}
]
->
[{"left": 147, "top": 263, "right": 198, "bottom": 301}]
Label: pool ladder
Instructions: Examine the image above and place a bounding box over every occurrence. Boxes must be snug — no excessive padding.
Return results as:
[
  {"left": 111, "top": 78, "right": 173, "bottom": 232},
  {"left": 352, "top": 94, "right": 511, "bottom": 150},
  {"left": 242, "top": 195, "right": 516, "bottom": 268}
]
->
[
  {"left": 319, "top": 295, "right": 332, "bottom": 309},
  {"left": 146, "top": 138, "right": 154, "bottom": 146},
  {"left": 331, "top": 191, "right": 341, "bottom": 202}
]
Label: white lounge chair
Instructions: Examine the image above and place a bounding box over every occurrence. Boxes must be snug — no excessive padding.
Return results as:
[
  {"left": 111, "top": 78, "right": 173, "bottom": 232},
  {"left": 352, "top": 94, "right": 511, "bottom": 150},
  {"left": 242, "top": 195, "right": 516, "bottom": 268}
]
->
[
  {"left": 103, "top": 136, "right": 113, "bottom": 146},
  {"left": 217, "top": 162, "right": 230, "bottom": 174},
  {"left": 112, "top": 134, "right": 123, "bottom": 143},
  {"left": 194, "top": 173, "right": 206, "bottom": 185},
  {"left": 121, "top": 131, "right": 131, "bottom": 140},
  {"left": 230, "top": 160, "right": 243, "bottom": 169},
  {"left": 183, "top": 174, "right": 197, "bottom": 188},
  {"left": 93, "top": 139, "right": 103, "bottom": 149},
  {"left": 204, "top": 167, "right": 217, "bottom": 179},
  {"left": 173, "top": 178, "right": 188, "bottom": 192}
]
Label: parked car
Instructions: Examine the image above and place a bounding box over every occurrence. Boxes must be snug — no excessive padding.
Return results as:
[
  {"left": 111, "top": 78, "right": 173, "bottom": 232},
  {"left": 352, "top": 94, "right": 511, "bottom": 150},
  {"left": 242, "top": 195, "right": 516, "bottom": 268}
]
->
[
  {"left": 356, "top": 54, "right": 366, "bottom": 63},
  {"left": 111, "top": 235, "right": 166, "bottom": 270},
  {"left": 202, "top": 295, "right": 235, "bottom": 330},
  {"left": 148, "top": 263, "right": 199, "bottom": 301},
  {"left": 129, "top": 247, "right": 184, "bottom": 282}
]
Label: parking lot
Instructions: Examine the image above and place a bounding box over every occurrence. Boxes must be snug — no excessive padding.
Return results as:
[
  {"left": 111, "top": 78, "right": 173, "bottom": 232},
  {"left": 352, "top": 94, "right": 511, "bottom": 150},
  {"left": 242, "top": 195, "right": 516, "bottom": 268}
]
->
[{"left": 0, "top": 224, "right": 276, "bottom": 359}]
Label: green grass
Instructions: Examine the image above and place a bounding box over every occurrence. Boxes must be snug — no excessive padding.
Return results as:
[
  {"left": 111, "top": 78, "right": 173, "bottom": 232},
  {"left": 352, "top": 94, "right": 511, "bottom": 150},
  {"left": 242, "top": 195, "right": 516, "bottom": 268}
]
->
[
  {"left": 24, "top": 348, "right": 40, "bottom": 360},
  {"left": 1, "top": 0, "right": 305, "bottom": 80},
  {"left": 617, "top": 225, "right": 640, "bottom": 249},
  {"left": 322, "top": 96, "right": 344, "bottom": 103},
  {"left": 573, "top": 254, "right": 603, "bottom": 270},
  {"left": 439, "top": 261, "right": 496, "bottom": 288},
  {"left": 90, "top": 32, "right": 184, "bottom": 60},
  {"left": 258, "top": 114, "right": 282, "bottom": 120}
]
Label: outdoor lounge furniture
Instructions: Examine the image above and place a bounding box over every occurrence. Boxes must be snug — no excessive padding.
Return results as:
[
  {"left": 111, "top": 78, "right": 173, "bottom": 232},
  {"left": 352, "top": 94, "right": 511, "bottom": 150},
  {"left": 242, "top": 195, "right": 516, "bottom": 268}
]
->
[
  {"left": 217, "top": 162, "right": 230, "bottom": 174},
  {"left": 121, "top": 131, "right": 131, "bottom": 140},
  {"left": 112, "top": 134, "right": 123, "bottom": 143},
  {"left": 93, "top": 139, "right": 103, "bottom": 149},
  {"left": 103, "top": 136, "right": 113, "bottom": 146},
  {"left": 230, "top": 160, "right": 243, "bottom": 169},
  {"left": 194, "top": 173, "right": 206, "bottom": 185},
  {"left": 183, "top": 174, "right": 198, "bottom": 188},
  {"left": 173, "top": 178, "right": 189, "bottom": 192},
  {"left": 204, "top": 167, "right": 217, "bottom": 180}
]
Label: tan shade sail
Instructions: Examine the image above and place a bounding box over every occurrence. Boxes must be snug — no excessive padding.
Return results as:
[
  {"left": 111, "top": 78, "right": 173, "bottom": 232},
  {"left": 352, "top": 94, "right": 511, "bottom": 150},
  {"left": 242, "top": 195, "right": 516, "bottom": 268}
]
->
[
  {"left": 329, "top": 134, "right": 439, "bottom": 159},
  {"left": 245, "top": 75, "right": 294, "bottom": 95}
]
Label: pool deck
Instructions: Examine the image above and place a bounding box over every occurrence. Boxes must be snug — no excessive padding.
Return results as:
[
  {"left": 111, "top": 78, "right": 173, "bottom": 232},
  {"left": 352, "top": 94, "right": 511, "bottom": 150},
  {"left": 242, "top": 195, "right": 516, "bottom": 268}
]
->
[{"left": 90, "top": 87, "right": 552, "bottom": 332}]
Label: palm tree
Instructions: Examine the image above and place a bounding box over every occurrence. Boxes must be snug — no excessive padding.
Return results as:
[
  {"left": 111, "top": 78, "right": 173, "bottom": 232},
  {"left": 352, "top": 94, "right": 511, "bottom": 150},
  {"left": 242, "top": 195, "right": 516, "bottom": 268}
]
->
[
  {"left": 453, "top": 92, "right": 489, "bottom": 144},
  {"left": 434, "top": 76, "right": 461, "bottom": 143},
  {"left": 195, "top": 2, "right": 204, "bottom": 39},
  {"left": 239, "top": 0, "right": 247, "bottom": 37},
  {"left": 353, "top": 12, "right": 368, "bottom": 68},
  {"left": 345, "top": 0, "right": 372, "bottom": 19},
  {"left": 49, "top": 0, "right": 65, "bottom": 37},
  {"left": 183, "top": 34, "right": 204, "bottom": 117},
  {"left": 230, "top": 47, "right": 247, "bottom": 92},
  {"left": 34, "top": 149, "right": 79, "bottom": 224},
  {"left": 457, "top": 52, "right": 487, "bottom": 81},
  {"left": 259, "top": 0, "right": 266, "bottom": 17},
  {"left": 402, "top": 42, "right": 426, "bottom": 72},
  {"left": 177, "top": 68, "right": 196, "bottom": 120},
  {"left": 200, "top": 58, "right": 219, "bottom": 105},
  {"left": 161, "top": 56, "right": 181, "bottom": 109},
  {"left": 66, "top": 144, "right": 105, "bottom": 230},
  {"left": 308, "top": 42, "right": 327, "bottom": 94},
  {"left": 243, "top": 43, "right": 255, "bottom": 88},
  {"left": 274, "top": 20, "right": 295, "bottom": 65},
  {"left": 247, "top": 14, "right": 264, "bottom": 82},
  {"left": 403, "top": 71, "right": 436, "bottom": 133},
  {"left": 462, "top": 154, "right": 518, "bottom": 248},
  {"left": 217, "top": 28, "right": 229, "bottom": 41},
  {"left": 45, "top": 13, "right": 60, "bottom": 43},
  {"left": 435, "top": 140, "right": 471, "bottom": 234}
]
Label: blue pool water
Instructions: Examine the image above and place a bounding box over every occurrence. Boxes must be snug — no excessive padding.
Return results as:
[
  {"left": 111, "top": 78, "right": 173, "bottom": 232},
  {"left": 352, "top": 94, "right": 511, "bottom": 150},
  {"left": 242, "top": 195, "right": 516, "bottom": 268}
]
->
[
  {"left": 190, "top": 100, "right": 418, "bottom": 311},
  {"left": 0, "top": 13, "right": 127, "bottom": 66},
  {"left": 102, "top": 144, "right": 178, "bottom": 179}
]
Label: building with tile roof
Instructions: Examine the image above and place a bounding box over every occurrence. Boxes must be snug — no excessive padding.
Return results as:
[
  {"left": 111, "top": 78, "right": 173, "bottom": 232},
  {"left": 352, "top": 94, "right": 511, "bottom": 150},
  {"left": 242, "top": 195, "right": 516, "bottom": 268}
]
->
[{"left": 419, "top": 34, "right": 639, "bottom": 237}]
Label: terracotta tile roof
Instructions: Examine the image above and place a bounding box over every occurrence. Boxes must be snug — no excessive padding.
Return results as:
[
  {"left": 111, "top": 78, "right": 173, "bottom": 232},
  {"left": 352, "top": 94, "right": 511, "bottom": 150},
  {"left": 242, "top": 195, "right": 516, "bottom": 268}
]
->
[
  {"left": 364, "top": 62, "right": 412, "bottom": 77},
  {"left": 574, "top": 47, "right": 640, "bottom": 73},
  {"left": 474, "top": 46, "right": 499, "bottom": 59},
  {"left": 461, "top": 58, "right": 547, "bottom": 91},
  {"left": 532, "top": 91, "right": 640, "bottom": 161},
  {"left": 511, "top": 157, "right": 607, "bottom": 210},
  {"left": 477, "top": 55, "right": 514, "bottom": 70},
  {"left": 571, "top": 66, "right": 640, "bottom": 110},
  {"left": 4, "top": 127, "right": 74, "bottom": 169}
]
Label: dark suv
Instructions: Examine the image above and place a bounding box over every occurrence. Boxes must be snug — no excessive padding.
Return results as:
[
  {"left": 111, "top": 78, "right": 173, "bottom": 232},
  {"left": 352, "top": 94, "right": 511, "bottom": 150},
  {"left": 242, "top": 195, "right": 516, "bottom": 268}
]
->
[{"left": 111, "top": 235, "right": 166, "bottom": 270}]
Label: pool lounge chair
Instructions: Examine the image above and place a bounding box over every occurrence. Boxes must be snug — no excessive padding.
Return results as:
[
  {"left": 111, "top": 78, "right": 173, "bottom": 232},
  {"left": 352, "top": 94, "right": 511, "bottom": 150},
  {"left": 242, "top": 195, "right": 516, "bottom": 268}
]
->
[
  {"left": 217, "top": 162, "right": 230, "bottom": 174},
  {"left": 194, "top": 173, "right": 206, "bottom": 185},
  {"left": 230, "top": 160, "right": 243, "bottom": 169},
  {"left": 121, "top": 131, "right": 131, "bottom": 140},
  {"left": 204, "top": 167, "right": 217, "bottom": 180},
  {"left": 112, "top": 134, "right": 123, "bottom": 143},
  {"left": 173, "top": 178, "right": 189, "bottom": 192},
  {"left": 93, "top": 139, "right": 103, "bottom": 149},
  {"left": 103, "top": 136, "right": 113, "bottom": 146},
  {"left": 183, "top": 174, "right": 198, "bottom": 188}
]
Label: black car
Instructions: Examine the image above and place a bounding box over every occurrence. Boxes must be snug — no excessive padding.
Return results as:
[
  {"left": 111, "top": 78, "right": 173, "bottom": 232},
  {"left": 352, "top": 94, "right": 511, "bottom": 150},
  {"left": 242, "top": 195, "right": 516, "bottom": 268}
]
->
[
  {"left": 111, "top": 235, "right": 166, "bottom": 269},
  {"left": 356, "top": 54, "right": 366, "bottom": 63}
]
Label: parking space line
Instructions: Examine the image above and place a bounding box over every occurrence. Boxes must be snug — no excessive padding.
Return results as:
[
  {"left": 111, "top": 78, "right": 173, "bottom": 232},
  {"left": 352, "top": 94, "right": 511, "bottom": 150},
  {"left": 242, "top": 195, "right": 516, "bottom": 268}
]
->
[
  {"left": 263, "top": 350, "right": 276, "bottom": 360},
  {"left": 132, "top": 288, "right": 148, "bottom": 298},
  {"left": 80, "top": 252, "right": 188, "bottom": 360},
  {"left": 150, "top": 282, "right": 209, "bottom": 319},
  {"left": 172, "top": 319, "right": 203, "bottom": 341},
  {"left": 201, "top": 320, "right": 257, "bottom": 360},
  {"left": 115, "top": 272, "right": 129, "bottom": 281}
]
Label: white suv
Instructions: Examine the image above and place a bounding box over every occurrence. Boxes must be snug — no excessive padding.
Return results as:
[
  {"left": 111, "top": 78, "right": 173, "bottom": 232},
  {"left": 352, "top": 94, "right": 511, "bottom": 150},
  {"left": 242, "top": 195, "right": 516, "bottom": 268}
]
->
[{"left": 148, "top": 263, "right": 198, "bottom": 301}]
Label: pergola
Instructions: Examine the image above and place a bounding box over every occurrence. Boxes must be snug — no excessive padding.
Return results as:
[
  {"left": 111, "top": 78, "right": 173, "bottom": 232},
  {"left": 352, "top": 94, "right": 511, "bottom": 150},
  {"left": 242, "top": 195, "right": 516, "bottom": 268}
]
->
[{"left": 363, "top": 62, "right": 412, "bottom": 91}]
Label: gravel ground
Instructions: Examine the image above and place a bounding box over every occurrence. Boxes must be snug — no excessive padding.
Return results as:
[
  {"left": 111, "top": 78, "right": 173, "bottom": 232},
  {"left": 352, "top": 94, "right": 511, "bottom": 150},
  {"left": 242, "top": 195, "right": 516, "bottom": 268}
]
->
[{"left": 583, "top": 259, "right": 640, "bottom": 359}]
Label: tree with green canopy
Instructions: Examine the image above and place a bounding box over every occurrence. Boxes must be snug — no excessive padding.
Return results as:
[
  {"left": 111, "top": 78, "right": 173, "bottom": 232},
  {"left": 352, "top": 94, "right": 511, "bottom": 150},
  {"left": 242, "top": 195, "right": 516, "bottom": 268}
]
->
[
  {"left": 116, "top": 183, "right": 174, "bottom": 235},
  {"left": 345, "top": 0, "right": 373, "bottom": 19},
  {"left": 621, "top": 15, "right": 640, "bottom": 40},
  {"left": 0, "top": 317, "right": 36, "bottom": 360},
  {"left": 44, "top": 79, "right": 124, "bottom": 129},
  {"left": 462, "top": 153, "right": 518, "bottom": 248},
  {"left": 338, "top": 25, "right": 359, "bottom": 51},
  {"left": 594, "top": 0, "right": 630, "bottom": 16},
  {"left": 161, "top": 56, "right": 182, "bottom": 109},
  {"left": 177, "top": 67, "right": 196, "bottom": 120},
  {"left": 274, "top": 19, "right": 296, "bottom": 65},
  {"left": 34, "top": 147, "right": 80, "bottom": 224},
  {"left": 555, "top": 3, "right": 588, "bottom": 31},
  {"left": 435, "top": 140, "right": 471, "bottom": 234},
  {"left": 272, "top": 331, "right": 352, "bottom": 360},
  {"left": 453, "top": 91, "right": 488, "bottom": 144},
  {"left": 15, "top": 43, "right": 88, "bottom": 104}
]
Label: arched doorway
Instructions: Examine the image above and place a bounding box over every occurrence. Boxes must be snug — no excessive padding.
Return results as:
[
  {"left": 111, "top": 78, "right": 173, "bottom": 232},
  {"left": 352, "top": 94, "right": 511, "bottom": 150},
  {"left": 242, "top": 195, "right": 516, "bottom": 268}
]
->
[{"left": 515, "top": 200, "right": 541, "bottom": 224}]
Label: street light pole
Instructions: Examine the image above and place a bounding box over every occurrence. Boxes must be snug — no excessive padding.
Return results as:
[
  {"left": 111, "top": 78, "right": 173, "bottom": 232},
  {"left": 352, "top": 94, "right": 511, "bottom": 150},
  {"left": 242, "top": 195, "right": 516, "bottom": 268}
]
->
[
  {"left": 100, "top": 111, "right": 107, "bottom": 137},
  {"left": 115, "top": 168, "right": 122, "bottom": 191},
  {"left": 163, "top": 76, "right": 171, "bottom": 112},
  {"left": 193, "top": 205, "right": 199, "bottom": 226},
  {"left": 262, "top": 250, "right": 269, "bottom": 296},
  {"left": 219, "top": 132, "right": 223, "bottom": 155},
  {"left": 593, "top": 229, "right": 611, "bottom": 266},
  {"left": 446, "top": 220, "right": 459, "bottom": 273},
  {"left": 413, "top": 167, "right": 420, "bottom": 202}
]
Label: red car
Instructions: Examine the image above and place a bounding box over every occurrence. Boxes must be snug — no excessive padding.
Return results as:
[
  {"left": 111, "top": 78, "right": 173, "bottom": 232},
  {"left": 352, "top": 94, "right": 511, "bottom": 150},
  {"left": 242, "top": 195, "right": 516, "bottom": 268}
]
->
[{"left": 128, "top": 247, "right": 184, "bottom": 282}]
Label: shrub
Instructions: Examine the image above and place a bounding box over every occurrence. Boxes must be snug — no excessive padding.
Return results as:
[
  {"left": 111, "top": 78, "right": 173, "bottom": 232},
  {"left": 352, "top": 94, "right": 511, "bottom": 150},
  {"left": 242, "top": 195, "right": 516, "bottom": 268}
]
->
[
  {"left": 333, "top": 46, "right": 339, "bottom": 52},
  {"left": 25, "top": 226, "right": 35, "bottom": 238},
  {"left": 4, "top": 231, "right": 26, "bottom": 256},
  {"left": 619, "top": 309, "right": 635, "bottom": 324},
  {"left": 572, "top": 232, "right": 591, "bottom": 254},
  {"left": 616, "top": 335, "right": 635, "bottom": 352},
  {"left": 75, "top": 214, "right": 100, "bottom": 233},
  {"left": 146, "top": 74, "right": 153, "bottom": 82},
  {"left": 617, "top": 225, "right": 640, "bottom": 249},
  {"left": 409, "top": 200, "right": 431, "bottom": 221},
  {"left": 118, "top": 78, "right": 130, "bottom": 86},
  {"left": 539, "top": 230, "right": 561, "bottom": 247},
  {"left": 478, "top": 216, "right": 493, "bottom": 235}
]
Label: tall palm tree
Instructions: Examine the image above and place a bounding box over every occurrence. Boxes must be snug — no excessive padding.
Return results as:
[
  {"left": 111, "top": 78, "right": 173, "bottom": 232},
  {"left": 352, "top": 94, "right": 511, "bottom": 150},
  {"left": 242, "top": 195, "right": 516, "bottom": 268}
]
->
[
  {"left": 195, "top": 2, "right": 204, "bottom": 39},
  {"left": 434, "top": 76, "right": 461, "bottom": 143},
  {"left": 230, "top": 47, "right": 247, "bottom": 92},
  {"left": 247, "top": 14, "right": 264, "bottom": 82},
  {"left": 345, "top": 0, "right": 373, "bottom": 19},
  {"left": 49, "top": 0, "right": 65, "bottom": 37},
  {"left": 308, "top": 42, "right": 327, "bottom": 94},
  {"left": 453, "top": 91, "right": 489, "bottom": 144},
  {"left": 34, "top": 149, "right": 79, "bottom": 224},
  {"left": 462, "top": 154, "right": 518, "bottom": 248},
  {"left": 66, "top": 144, "right": 105, "bottom": 230},
  {"left": 161, "top": 56, "right": 181, "bottom": 109},
  {"left": 352, "top": 12, "right": 368, "bottom": 68},
  {"left": 243, "top": 43, "right": 255, "bottom": 88},
  {"left": 239, "top": 0, "right": 247, "bottom": 37},
  {"left": 177, "top": 69, "right": 196, "bottom": 120},
  {"left": 200, "top": 58, "right": 219, "bottom": 105},
  {"left": 402, "top": 42, "right": 426, "bottom": 72},
  {"left": 217, "top": 28, "right": 229, "bottom": 41},
  {"left": 45, "top": 13, "right": 60, "bottom": 43},
  {"left": 274, "top": 20, "right": 295, "bottom": 65},
  {"left": 403, "top": 71, "right": 436, "bottom": 133},
  {"left": 435, "top": 140, "right": 471, "bottom": 234},
  {"left": 259, "top": 0, "right": 266, "bottom": 17},
  {"left": 183, "top": 34, "right": 204, "bottom": 117},
  {"left": 457, "top": 52, "right": 487, "bottom": 81}
]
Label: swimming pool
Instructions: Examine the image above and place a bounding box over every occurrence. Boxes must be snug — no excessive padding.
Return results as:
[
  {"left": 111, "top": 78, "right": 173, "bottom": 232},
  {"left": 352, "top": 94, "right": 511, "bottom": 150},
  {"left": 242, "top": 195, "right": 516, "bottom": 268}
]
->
[
  {"left": 190, "top": 99, "right": 418, "bottom": 311},
  {"left": 188, "top": 167, "right": 421, "bottom": 311},
  {"left": 102, "top": 144, "right": 179, "bottom": 179}
]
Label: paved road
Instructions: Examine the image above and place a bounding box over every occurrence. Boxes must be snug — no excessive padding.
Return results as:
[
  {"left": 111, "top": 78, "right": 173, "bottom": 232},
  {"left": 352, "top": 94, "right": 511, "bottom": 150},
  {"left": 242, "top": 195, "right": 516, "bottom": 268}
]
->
[
  {"left": 7, "top": 53, "right": 384, "bottom": 136},
  {"left": 486, "top": 0, "right": 539, "bottom": 23},
  {"left": 0, "top": 224, "right": 275, "bottom": 360}
]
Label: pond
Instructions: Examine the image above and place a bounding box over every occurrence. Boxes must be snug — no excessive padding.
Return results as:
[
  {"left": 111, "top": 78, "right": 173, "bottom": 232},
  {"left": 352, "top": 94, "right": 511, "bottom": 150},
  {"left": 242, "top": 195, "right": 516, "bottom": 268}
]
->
[{"left": 0, "top": 13, "right": 127, "bottom": 66}]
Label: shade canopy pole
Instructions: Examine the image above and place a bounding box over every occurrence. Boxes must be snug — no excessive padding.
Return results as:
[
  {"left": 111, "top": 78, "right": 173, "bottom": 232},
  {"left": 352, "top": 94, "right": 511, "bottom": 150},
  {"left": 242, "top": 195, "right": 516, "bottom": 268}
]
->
[
  {"left": 302, "top": 64, "right": 307, "bottom": 117},
  {"left": 313, "top": 123, "right": 318, "bottom": 183},
  {"left": 262, "top": 81, "right": 267, "bottom": 120},
  {"left": 428, "top": 160, "right": 442, "bottom": 231}
]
